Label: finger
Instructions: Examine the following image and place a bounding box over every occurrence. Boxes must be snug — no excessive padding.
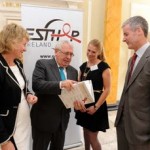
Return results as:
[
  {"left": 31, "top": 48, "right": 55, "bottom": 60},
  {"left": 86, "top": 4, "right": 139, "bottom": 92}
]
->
[{"left": 72, "top": 80, "right": 77, "bottom": 84}]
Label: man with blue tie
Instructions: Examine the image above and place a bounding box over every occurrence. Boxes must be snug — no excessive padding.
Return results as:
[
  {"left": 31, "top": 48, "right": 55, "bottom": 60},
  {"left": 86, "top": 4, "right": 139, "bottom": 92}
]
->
[{"left": 31, "top": 40, "right": 78, "bottom": 150}]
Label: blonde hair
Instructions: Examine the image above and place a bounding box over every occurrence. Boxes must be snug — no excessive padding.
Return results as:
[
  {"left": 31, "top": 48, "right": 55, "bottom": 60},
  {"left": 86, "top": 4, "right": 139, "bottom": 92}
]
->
[
  {"left": 0, "top": 23, "right": 29, "bottom": 53},
  {"left": 88, "top": 39, "right": 106, "bottom": 61}
]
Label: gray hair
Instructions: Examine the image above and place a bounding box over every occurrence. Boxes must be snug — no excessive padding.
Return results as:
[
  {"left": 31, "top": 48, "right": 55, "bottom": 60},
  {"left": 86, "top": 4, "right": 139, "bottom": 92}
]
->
[
  {"left": 54, "top": 40, "right": 73, "bottom": 50},
  {"left": 122, "top": 16, "right": 148, "bottom": 37}
]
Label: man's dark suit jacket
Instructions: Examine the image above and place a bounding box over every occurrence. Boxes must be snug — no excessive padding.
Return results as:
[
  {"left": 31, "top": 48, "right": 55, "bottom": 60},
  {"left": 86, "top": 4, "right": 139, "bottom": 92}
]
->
[{"left": 31, "top": 58, "right": 78, "bottom": 133}]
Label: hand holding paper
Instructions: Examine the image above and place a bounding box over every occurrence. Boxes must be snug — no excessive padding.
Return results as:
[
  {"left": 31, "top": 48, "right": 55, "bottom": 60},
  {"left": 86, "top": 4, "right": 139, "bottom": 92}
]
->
[
  {"left": 61, "top": 79, "right": 77, "bottom": 91},
  {"left": 59, "top": 80, "right": 95, "bottom": 108},
  {"left": 74, "top": 100, "right": 86, "bottom": 112}
]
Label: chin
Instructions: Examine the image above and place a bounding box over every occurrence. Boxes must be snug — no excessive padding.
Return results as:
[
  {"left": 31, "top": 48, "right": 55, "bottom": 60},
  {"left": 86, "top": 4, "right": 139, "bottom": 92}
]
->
[
  {"left": 128, "top": 46, "right": 133, "bottom": 50},
  {"left": 17, "top": 56, "right": 23, "bottom": 60},
  {"left": 17, "top": 56, "right": 21, "bottom": 59},
  {"left": 64, "top": 64, "right": 68, "bottom": 67},
  {"left": 64, "top": 63, "right": 69, "bottom": 67}
]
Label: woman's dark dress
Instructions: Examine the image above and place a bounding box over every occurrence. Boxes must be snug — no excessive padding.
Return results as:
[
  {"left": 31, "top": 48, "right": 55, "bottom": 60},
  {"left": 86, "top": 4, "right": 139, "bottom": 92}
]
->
[{"left": 75, "top": 61, "right": 110, "bottom": 132}]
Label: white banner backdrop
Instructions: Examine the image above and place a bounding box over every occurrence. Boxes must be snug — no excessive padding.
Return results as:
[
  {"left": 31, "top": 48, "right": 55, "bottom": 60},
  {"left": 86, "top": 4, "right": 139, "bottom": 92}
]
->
[{"left": 21, "top": 5, "right": 83, "bottom": 149}]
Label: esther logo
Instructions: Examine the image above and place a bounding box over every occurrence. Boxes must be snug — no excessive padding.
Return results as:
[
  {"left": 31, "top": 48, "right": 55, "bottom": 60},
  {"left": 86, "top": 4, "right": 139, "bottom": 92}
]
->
[{"left": 27, "top": 19, "right": 81, "bottom": 43}]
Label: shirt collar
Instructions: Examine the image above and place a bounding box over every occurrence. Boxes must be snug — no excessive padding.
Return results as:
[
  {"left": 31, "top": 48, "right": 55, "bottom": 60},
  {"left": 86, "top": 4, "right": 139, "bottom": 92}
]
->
[
  {"left": 136, "top": 42, "right": 150, "bottom": 58},
  {"left": 54, "top": 57, "right": 66, "bottom": 71}
]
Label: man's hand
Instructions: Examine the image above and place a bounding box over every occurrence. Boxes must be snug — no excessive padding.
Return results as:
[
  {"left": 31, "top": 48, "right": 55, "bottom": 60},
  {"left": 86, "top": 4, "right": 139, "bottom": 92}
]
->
[
  {"left": 74, "top": 100, "right": 86, "bottom": 112},
  {"left": 61, "top": 80, "right": 77, "bottom": 91}
]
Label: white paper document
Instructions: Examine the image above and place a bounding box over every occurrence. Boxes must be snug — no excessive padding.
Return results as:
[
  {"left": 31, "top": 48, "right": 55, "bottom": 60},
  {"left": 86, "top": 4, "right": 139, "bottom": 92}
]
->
[{"left": 59, "top": 80, "right": 95, "bottom": 108}]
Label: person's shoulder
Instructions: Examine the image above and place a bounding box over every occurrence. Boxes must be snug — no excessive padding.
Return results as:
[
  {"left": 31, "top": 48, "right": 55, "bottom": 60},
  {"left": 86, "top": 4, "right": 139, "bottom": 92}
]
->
[
  {"left": 68, "top": 65, "right": 77, "bottom": 71},
  {"left": 80, "top": 62, "right": 87, "bottom": 68},
  {"left": 67, "top": 65, "right": 78, "bottom": 74},
  {"left": 36, "top": 58, "right": 53, "bottom": 64},
  {"left": 82, "top": 62, "right": 87, "bottom": 66},
  {"left": 98, "top": 61, "right": 110, "bottom": 69},
  {"left": 34, "top": 59, "right": 54, "bottom": 69}
]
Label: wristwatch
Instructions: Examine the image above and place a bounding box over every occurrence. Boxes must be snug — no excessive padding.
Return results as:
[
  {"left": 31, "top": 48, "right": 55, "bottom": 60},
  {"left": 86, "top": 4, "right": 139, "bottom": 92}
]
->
[{"left": 94, "top": 104, "right": 99, "bottom": 110}]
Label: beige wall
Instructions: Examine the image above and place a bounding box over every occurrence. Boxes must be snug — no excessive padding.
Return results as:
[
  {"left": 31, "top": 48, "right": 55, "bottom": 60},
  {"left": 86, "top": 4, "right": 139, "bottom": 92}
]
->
[
  {"left": 78, "top": 0, "right": 106, "bottom": 62},
  {"left": 83, "top": 0, "right": 150, "bottom": 102},
  {"left": 117, "top": 0, "right": 150, "bottom": 100}
]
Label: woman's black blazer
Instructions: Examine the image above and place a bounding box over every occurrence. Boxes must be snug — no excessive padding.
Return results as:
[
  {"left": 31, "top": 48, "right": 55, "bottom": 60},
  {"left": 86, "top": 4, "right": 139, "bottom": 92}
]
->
[{"left": 0, "top": 54, "right": 31, "bottom": 145}]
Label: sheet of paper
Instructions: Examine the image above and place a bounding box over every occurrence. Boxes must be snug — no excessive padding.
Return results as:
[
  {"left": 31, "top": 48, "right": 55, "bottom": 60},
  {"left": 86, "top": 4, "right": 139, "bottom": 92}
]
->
[{"left": 59, "top": 80, "right": 95, "bottom": 108}]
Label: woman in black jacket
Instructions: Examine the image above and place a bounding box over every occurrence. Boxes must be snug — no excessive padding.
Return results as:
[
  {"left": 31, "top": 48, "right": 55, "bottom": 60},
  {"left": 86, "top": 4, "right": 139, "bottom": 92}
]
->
[{"left": 0, "top": 23, "right": 37, "bottom": 150}]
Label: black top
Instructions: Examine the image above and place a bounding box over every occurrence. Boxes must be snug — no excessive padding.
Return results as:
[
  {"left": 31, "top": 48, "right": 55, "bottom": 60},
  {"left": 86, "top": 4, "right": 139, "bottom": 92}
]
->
[{"left": 75, "top": 61, "right": 110, "bottom": 132}]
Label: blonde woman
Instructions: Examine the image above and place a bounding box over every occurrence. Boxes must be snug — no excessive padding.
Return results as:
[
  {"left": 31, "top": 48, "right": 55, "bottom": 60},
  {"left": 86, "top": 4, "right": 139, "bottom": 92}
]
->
[
  {"left": 75, "top": 39, "right": 111, "bottom": 150},
  {"left": 0, "top": 23, "right": 37, "bottom": 150}
]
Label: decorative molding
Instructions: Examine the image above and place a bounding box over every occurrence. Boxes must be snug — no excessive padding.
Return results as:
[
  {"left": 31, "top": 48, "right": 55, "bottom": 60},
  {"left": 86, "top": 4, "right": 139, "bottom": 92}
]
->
[
  {"left": 60, "top": 0, "right": 83, "bottom": 2},
  {"left": 0, "top": 1, "right": 20, "bottom": 7},
  {"left": 0, "top": 0, "right": 83, "bottom": 8},
  {"left": 0, "top": 0, "right": 83, "bottom": 29},
  {"left": 0, "top": 7, "right": 20, "bottom": 19},
  {"left": 0, "top": 7, "right": 21, "bottom": 30},
  {"left": 67, "top": 1, "right": 78, "bottom": 9}
]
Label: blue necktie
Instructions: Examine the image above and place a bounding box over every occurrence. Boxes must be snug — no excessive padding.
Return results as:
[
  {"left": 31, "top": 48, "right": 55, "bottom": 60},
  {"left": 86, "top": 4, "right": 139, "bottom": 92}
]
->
[{"left": 59, "top": 67, "right": 66, "bottom": 81}]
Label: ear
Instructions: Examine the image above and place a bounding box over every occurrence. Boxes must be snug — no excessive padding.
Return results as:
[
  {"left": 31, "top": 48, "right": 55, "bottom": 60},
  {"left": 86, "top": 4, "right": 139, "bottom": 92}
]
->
[
  {"left": 136, "top": 27, "right": 143, "bottom": 36},
  {"left": 53, "top": 48, "right": 58, "bottom": 54}
]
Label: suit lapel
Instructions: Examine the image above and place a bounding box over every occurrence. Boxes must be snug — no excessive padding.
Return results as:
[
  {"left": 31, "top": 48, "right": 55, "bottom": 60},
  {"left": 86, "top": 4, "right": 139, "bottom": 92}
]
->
[
  {"left": 49, "top": 58, "right": 61, "bottom": 81},
  {"left": 0, "top": 54, "right": 21, "bottom": 88},
  {"left": 66, "top": 67, "right": 71, "bottom": 79},
  {"left": 125, "top": 47, "right": 150, "bottom": 91}
]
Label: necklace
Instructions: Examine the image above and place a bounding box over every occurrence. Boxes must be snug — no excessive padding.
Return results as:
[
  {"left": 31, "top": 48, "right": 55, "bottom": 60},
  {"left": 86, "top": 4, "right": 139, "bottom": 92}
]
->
[{"left": 82, "top": 67, "right": 90, "bottom": 80}]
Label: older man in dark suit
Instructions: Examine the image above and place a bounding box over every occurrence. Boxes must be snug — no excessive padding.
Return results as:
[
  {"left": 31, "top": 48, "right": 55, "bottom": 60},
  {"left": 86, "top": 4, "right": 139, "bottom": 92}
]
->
[
  {"left": 31, "top": 40, "right": 78, "bottom": 150},
  {"left": 115, "top": 16, "right": 150, "bottom": 150}
]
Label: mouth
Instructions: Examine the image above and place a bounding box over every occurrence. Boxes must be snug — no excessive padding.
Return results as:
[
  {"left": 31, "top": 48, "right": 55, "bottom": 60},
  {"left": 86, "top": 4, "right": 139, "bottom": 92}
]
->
[
  {"left": 63, "top": 59, "right": 71, "bottom": 64},
  {"left": 64, "top": 60, "right": 70, "bottom": 63}
]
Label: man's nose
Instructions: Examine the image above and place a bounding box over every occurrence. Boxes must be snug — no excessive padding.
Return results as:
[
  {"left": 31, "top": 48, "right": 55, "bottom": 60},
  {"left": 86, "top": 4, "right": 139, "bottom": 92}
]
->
[{"left": 122, "top": 37, "right": 126, "bottom": 42}]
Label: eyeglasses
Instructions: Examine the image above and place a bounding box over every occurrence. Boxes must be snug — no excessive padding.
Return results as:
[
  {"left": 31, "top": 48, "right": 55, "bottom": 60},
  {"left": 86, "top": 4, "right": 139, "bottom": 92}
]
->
[{"left": 59, "top": 49, "right": 74, "bottom": 57}]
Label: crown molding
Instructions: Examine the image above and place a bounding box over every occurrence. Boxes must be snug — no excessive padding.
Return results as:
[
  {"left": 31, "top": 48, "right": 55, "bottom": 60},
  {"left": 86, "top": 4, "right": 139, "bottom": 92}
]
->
[
  {"left": 60, "top": 0, "right": 83, "bottom": 2},
  {"left": 0, "top": 0, "right": 83, "bottom": 8}
]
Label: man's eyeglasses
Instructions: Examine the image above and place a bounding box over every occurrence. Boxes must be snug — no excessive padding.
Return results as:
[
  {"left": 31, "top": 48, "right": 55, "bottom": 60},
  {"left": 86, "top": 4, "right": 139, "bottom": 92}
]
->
[{"left": 59, "top": 49, "right": 74, "bottom": 57}]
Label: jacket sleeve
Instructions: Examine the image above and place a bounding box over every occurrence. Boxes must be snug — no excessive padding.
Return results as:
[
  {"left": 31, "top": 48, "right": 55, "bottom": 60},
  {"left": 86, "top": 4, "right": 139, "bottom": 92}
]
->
[
  {"left": 0, "top": 79, "right": 11, "bottom": 144},
  {"left": 0, "top": 114, "right": 11, "bottom": 144},
  {"left": 0, "top": 68, "right": 10, "bottom": 144},
  {"left": 32, "top": 60, "right": 61, "bottom": 95}
]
